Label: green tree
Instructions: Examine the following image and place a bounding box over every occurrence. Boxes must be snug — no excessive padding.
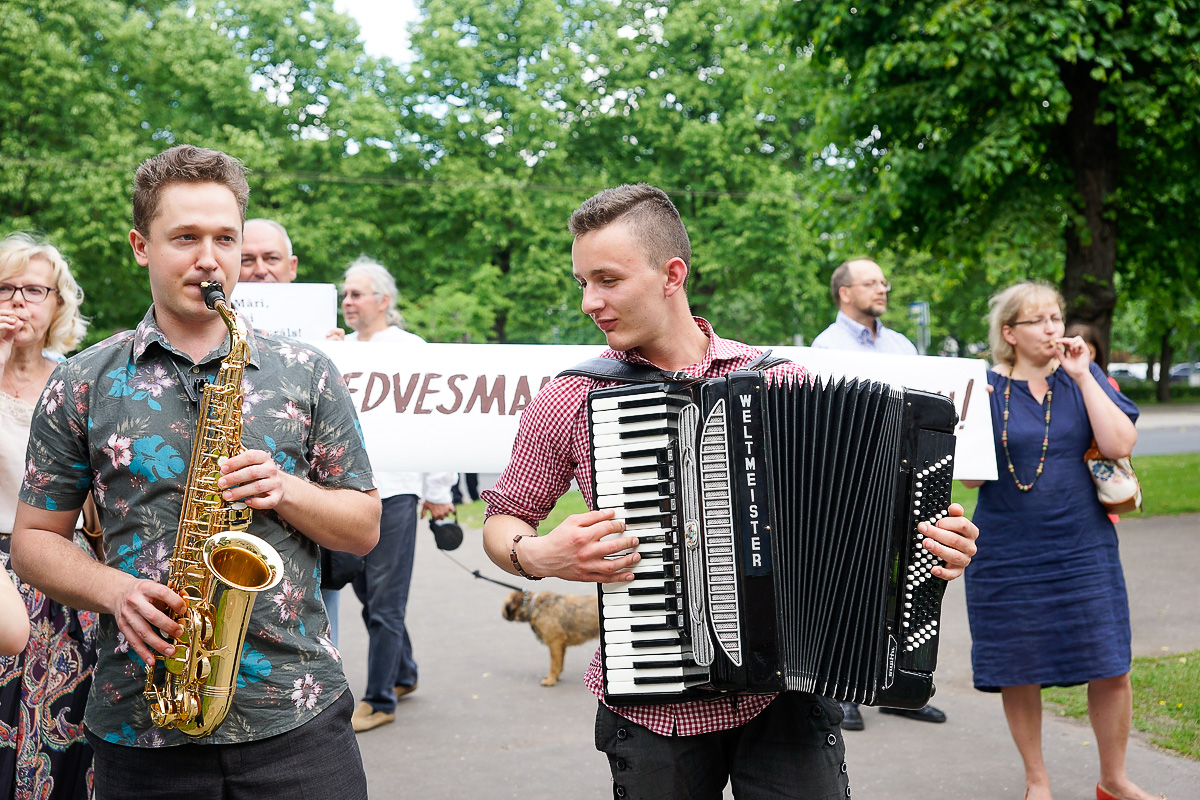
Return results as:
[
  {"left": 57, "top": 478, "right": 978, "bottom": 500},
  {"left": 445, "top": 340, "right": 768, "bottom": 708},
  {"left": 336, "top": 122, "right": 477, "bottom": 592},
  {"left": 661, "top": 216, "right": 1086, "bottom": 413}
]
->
[{"left": 779, "top": 0, "right": 1200, "bottom": 356}]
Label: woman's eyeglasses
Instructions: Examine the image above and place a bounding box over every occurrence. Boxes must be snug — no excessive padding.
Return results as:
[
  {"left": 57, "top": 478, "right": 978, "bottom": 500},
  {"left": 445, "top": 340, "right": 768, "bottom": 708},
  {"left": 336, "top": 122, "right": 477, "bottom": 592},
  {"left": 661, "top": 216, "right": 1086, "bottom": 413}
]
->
[
  {"left": 1010, "top": 315, "right": 1064, "bottom": 327},
  {"left": 0, "top": 283, "right": 58, "bottom": 304}
]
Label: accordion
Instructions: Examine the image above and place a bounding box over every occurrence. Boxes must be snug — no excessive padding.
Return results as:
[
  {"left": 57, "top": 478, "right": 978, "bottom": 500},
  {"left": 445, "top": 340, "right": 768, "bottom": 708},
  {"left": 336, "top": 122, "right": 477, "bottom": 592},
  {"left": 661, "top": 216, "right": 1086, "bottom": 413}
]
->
[{"left": 589, "top": 370, "right": 958, "bottom": 708}]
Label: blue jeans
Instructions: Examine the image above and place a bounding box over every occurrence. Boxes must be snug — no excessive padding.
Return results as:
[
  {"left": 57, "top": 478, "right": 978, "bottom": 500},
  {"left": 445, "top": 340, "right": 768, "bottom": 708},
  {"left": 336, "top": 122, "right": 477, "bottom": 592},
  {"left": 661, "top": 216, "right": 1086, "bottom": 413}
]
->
[{"left": 352, "top": 493, "right": 418, "bottom": 713}]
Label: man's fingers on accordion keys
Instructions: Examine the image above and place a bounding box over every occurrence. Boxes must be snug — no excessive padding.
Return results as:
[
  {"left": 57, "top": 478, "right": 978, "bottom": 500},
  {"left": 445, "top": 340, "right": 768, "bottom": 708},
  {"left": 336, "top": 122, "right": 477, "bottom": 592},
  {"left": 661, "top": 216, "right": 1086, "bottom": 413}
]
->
[{"left": 919, "top": 518, "right": 977, "bottom": 580}]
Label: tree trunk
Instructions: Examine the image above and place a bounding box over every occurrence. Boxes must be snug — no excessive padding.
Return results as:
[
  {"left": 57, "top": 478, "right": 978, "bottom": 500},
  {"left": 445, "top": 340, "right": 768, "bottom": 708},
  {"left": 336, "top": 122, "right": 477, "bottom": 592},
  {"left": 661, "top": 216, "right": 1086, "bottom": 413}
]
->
[
  {"left": 1059, "top": 61, "right": 1119, "bottom": 355},
  {"left": 1156, "top": 332, "right": 1173, "bottom": 403},
  {"left": 492, "top": 246, "right": 512, "bottom": 343}
]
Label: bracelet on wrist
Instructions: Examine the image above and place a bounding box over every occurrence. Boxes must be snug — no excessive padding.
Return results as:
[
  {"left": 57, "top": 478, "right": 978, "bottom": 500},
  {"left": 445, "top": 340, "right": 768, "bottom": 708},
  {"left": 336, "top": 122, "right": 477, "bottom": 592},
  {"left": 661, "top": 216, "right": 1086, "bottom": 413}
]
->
[{"left": 509, "top": 534, "right": 543, "bottom": 581}]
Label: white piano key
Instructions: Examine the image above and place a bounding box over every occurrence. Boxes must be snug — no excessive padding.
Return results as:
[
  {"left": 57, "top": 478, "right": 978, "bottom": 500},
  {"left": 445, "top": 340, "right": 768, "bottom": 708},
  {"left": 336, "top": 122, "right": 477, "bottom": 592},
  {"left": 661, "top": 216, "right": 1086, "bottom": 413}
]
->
[
  {"left": 601, "top": 578, "right": 670, "bottom": 594},
  {"left": 594, "top": 470, "right": 662, "bottom": 488},
  {"left": 600, "top": 603, "right": 673, "bottom": 619},
  {"left": 604, "top": 654, "right": 688, "bottom": 670},
  {"left": 601, "top": 610, "right": 673, "bottom": 628},
  {"left": 605, "top": 666, "right": 691, "bottom": 681},
  {"left": 602, "top": 628, "right": 680, "bottom": 644},
  {"left": 592, "top": 432, "right": 670, "bottom": 450},
  {"left": 590, "top": 391, "right": 668, "bottom": 411},
  {"left": 600, "top": 588, "right": 671, "bottom": 605},
  {"left": 591, "top": 418, "right": 668, "bottom": 437},
  {"left": 594, "top": 439, "right": 670, "bottom": 461},
  {"left": 590, "top": 404, "right": 668, "bottom": 423},
  {"left": 597, "top": 491, "right": 667, "bottom": 510},
  {"left": 605, "top": 680, "right": 688, "bottom": 695},
  {"left": 609, "top": 506, "right": 668, "bottom": 522},
  {"left": 602, "top": 642, "right": 683, "bottom": 657}
]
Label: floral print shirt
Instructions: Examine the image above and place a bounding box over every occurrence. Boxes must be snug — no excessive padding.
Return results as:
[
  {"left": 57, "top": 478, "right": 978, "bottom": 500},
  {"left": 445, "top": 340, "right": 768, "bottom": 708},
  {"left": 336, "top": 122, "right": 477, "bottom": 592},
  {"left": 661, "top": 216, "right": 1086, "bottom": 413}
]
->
[{"left": 19, "top": 307, "right": 375, "bottom": 747}]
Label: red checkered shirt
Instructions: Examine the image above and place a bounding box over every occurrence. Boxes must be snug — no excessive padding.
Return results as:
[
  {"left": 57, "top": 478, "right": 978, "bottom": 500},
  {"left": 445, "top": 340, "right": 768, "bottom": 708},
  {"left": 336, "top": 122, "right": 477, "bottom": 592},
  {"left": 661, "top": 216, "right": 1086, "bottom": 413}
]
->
[{"left": 482, "top": 318, "right": 808, "bottom": 736}]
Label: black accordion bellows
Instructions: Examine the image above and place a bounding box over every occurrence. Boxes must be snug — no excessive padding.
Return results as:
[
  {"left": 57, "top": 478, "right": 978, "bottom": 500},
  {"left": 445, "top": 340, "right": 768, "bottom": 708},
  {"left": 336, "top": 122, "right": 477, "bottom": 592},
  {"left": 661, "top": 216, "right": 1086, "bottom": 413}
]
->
[{"left": 590, "top": 370, "right": 958, "bottom": 708}]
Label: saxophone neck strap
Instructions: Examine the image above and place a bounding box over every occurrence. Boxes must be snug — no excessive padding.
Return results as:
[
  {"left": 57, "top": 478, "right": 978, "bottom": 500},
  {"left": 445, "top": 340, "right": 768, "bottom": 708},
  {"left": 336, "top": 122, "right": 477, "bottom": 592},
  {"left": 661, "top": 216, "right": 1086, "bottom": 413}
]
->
[{"left": 557, "top": 349, "right": 789, "bottom": 385}]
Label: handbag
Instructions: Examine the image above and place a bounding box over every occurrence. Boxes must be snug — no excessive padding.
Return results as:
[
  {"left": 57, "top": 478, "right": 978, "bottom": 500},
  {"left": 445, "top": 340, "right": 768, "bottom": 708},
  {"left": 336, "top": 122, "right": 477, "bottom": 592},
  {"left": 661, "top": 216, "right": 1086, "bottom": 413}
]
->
[
  {"left": 1083, "top": 440, "right": 1143, "bottom": 514},
  {"left": 320, "top": 547, "right": 365, "bottom": 590}
]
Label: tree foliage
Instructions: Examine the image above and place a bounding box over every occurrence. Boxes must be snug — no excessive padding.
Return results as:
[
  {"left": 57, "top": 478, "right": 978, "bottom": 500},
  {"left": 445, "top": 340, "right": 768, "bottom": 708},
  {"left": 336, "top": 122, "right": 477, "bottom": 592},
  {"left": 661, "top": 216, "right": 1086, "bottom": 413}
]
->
[{"left": 779, "top": 0, "right": 1200, "bottom": 357}]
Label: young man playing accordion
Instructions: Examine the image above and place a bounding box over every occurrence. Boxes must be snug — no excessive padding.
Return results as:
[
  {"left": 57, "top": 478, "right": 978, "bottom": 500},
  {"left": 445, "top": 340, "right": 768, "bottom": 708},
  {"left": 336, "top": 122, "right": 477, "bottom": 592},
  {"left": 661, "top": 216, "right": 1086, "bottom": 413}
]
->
[{"left": 482, "top": 183, "right": 980, "bottom": 799}]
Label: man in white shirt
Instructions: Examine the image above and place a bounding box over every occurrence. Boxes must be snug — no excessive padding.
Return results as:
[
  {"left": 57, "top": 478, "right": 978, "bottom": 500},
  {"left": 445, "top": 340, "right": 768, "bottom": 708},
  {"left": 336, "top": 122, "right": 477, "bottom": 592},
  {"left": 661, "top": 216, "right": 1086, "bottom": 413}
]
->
[
  {"left": 812, "top": 258, "right": 944, "bottom": 731},
  {"left": 810, "top": 258, "right": 918, "bottom": 354},
  {"left": 329, "top": 257, "right": 456, "bottom": 732}
]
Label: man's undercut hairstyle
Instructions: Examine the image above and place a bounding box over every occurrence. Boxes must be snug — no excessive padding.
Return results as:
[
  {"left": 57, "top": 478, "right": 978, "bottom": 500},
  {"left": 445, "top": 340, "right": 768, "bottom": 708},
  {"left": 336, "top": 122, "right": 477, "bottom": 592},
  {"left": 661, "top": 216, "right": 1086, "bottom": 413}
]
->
[
  {"left": 132, "top": 145, "right": 250, "bottom": 236},
  {"left": 569, "top": 183, "right": 691, "bottom": 271},
  {"left": 246, "top": 218, "right": 293, "bottom": 257},
  {"left": 829, "top": 258, "right": 869, "bottom": 306}
]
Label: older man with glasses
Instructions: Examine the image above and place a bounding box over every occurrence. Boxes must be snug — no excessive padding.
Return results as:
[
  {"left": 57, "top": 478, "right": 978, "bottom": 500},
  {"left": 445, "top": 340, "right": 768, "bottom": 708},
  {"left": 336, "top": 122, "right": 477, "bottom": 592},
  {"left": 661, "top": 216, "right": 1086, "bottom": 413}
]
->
[{"left": 811, "top": 258, "right": 917, "bottom": 354}]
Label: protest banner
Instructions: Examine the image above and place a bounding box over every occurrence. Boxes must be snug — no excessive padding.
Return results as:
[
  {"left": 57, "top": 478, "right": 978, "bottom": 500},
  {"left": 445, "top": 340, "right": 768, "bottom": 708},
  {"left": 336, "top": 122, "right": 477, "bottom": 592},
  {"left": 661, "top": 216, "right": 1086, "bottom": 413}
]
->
[{"left": 311, "top": 340, "right": 997, "bottom": 480}]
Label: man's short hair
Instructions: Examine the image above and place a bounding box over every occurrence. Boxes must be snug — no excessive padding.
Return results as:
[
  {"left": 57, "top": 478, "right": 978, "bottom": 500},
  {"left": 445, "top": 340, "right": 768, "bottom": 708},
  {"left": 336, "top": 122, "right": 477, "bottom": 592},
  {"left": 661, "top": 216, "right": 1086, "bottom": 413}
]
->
[
  {"left": 343, "top": 256, "right": 405, "bottom": 328},
  {"left": 568, "top": 183, "right": 691, "bottom": 271},
  {"left": 132, "top": 145, "right": 250, "bottom": 236},
  {"left": 829, "top": 258, "right": 872, "bottom": 306},
  {"left": 245, "top": 218, "right": 293, "bottom": 257}
]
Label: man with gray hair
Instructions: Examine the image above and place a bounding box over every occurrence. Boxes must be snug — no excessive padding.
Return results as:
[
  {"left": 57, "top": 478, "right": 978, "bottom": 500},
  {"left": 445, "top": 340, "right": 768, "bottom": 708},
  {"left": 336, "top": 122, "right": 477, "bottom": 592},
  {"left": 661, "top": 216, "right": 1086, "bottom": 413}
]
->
[
  {"left": 240, "top": 218, "right": 298, "bottom": 283},
  {"left": 328, "top": 257, "right": 456, "bottom": 733},
  {"left": 811, "top": 258, "right": 917, "bottom": 354}
]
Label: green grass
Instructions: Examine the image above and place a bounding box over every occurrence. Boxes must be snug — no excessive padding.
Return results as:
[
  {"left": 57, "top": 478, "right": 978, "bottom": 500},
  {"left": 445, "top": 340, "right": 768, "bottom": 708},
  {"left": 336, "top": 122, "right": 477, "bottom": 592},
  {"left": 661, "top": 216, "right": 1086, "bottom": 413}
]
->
[
  {"left": 1043, "top": 651, "right": 1200, "bottom": 760},
  {"left": 954, "top": 452, "right": 1200, "bottom": 519},
  {"left": 455, "top": 491, "right": 589, "bottom": 534}
]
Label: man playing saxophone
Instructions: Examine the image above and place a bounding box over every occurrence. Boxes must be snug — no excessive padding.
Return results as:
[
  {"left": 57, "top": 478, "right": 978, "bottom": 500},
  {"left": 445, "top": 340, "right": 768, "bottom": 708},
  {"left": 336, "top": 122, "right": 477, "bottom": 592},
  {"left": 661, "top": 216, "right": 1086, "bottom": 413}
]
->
[{"left": 10, "top": 145, "right": 380, "bottom": 799}]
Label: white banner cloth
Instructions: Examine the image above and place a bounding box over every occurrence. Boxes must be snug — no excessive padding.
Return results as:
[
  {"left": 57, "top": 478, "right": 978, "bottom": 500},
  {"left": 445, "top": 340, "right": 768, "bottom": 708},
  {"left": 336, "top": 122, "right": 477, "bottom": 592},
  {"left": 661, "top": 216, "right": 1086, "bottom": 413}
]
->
[{"left": 308, "top": 341, "right": 997, "bottom": 480}]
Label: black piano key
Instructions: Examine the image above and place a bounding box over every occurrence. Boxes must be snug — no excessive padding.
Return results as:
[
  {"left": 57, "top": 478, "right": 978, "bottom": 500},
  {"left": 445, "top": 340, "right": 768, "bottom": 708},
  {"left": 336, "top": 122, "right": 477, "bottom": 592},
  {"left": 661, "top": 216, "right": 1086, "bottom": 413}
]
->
[
  {"left": 616, "top": 396, "right": 670, "bottom": 410},
  {"left": 630, "top": 598, "right": 678, "bottom": 613},
  {"left": 630, "top": 621, "right": 677, "bottom": 632},
  {"left": 631, "top": 637, "right": 680, "bottom": 648},
  {"left": 615, "top": 412, "right": 671, "bottom": 424},
  {"left": 628, "top": 582, "right": 672, "bottom": 596},
  {"left": 615, "top": 426, "right": 671, "bottom": 441}
]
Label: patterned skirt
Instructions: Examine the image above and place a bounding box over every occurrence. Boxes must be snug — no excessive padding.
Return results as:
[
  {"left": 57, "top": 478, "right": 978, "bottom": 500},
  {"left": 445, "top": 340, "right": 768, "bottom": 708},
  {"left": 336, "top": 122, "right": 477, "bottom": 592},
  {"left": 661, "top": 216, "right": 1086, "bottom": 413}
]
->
[{"left": 1, "top": 533, "right": 98, "bottom": 800}]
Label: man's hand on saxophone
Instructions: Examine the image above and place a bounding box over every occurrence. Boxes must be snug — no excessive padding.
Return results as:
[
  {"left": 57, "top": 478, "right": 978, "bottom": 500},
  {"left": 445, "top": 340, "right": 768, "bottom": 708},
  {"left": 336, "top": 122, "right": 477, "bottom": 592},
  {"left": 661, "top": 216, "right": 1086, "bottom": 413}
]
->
[
  {"left": 216, "top": 450, "right": 285, "bottom": 510},
  {"left": 111, "top": 576, "right": 186, "bottom": 666},
  {"left": 216, "top": 449, "right": 381, "bottom": 557}
]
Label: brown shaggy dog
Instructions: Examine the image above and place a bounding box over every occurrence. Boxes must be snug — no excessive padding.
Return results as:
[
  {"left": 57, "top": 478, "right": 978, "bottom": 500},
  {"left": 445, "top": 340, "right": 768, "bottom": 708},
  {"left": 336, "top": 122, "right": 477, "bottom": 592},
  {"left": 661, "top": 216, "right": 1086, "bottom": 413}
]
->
[{"left": 502, "top": 589, "right": 600, "bottom": 686}]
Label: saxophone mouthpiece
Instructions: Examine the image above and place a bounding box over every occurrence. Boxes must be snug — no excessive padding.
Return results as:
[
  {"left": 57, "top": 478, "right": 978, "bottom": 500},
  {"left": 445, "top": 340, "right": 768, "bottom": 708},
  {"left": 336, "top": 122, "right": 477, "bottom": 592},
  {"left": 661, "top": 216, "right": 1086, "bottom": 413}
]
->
[{"left": 200, "top": 281, "right": 227, "bottom": 310}]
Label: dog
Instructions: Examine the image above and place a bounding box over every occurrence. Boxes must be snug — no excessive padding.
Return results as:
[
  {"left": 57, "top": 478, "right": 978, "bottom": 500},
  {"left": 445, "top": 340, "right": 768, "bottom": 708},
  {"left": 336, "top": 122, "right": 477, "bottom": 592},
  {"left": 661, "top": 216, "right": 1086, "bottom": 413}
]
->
[{"left": 502, "top": 589, "right": 600, "bottom": 686}]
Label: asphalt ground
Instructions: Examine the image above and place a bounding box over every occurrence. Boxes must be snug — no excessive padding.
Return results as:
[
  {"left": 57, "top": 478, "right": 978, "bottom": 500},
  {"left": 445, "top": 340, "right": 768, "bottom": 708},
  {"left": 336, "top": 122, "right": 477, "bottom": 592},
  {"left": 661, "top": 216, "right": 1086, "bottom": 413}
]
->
[
  {"left": 1133, "top": 403, "right": 1200, "bottom": 456},
  {"left": 339, "top": 509, "right": 1200, "bottom": 800}
]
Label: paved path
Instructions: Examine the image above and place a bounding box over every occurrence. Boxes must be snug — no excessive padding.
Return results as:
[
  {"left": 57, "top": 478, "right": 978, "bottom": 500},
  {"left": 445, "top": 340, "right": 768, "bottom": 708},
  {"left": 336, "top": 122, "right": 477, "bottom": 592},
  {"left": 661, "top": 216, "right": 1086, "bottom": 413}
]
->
[
  {"left": 342, "top": 513, "right": 1200, "bottom": 799},
  {"left": 1134, "top": 403, "right": 1200, "bottom": 456}
]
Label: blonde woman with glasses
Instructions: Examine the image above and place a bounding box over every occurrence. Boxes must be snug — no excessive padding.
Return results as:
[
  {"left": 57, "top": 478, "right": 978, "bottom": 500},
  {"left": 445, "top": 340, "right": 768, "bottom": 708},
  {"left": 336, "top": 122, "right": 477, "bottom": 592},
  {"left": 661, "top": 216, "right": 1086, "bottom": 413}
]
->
[
  {"left": 0, "top": 232, "right": 98, "bottom": 800},
  {"left": 960, "top": 281, "right": 1161, "bottom": 800}
]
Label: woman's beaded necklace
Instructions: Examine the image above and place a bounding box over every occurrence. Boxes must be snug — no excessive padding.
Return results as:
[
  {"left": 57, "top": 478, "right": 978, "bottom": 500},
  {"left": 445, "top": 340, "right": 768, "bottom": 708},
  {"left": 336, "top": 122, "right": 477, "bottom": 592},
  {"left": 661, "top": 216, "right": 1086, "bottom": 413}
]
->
[{"left": 1001, "top": 372, "right": 1052, "bottom": 492}]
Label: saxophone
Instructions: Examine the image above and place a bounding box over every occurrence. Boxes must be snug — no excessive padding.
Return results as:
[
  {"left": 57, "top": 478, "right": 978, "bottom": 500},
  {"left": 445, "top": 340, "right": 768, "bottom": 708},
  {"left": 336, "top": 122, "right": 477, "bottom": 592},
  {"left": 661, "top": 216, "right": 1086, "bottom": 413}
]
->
[{"left": 143, "top": 280, "right": 284, "bottom": 737}]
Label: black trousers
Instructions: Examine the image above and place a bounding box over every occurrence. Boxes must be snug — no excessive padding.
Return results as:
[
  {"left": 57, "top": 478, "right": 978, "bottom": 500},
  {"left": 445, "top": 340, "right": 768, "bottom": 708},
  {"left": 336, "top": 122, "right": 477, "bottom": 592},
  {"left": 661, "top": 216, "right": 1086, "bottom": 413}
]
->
[
  {"left": 87, "top": 689, "right": 367, "bottom": 800},
  {"left": 595, "top": 694, "right": 850, "bottom": 800}
]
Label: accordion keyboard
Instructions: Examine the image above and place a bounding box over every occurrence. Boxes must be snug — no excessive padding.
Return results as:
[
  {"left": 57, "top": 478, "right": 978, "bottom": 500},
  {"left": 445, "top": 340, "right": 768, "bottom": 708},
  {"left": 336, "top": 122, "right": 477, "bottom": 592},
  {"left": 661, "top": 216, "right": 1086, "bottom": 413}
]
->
[{"left": 591, "top": 389, "right": 697, "bottom": 695}]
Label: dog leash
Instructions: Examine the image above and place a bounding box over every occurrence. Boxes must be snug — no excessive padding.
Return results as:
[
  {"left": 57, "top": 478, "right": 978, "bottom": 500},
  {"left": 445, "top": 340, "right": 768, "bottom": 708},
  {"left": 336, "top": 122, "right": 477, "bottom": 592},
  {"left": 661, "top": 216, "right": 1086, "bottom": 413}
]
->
[{"left": 438, "top": 549, "right": 527, "bottom": 593}]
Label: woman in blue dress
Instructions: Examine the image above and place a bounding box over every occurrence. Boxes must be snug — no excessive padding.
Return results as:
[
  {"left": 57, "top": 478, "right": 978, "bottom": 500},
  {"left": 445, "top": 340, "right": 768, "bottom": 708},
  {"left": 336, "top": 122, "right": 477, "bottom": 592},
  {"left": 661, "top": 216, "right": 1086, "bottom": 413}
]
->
[{"left": 961, "top": 282, "right": 1161, "bottom": 800}]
